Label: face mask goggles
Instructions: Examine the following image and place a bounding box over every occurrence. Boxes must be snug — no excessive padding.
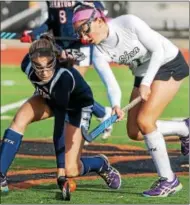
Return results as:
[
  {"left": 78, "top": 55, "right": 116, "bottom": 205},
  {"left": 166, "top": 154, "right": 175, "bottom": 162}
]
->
[
  {"left": 75, "top": 9, "right": 96, "bottom": 38},
  {"left": 29, "top": 48, "right": 56, "bottom": 73}
]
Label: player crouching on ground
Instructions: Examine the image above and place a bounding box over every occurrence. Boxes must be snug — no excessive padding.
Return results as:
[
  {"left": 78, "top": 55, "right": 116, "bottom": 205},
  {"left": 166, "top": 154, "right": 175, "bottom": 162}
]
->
[{"left": 0, "top": 38, "right": 121, "bottom": 200}]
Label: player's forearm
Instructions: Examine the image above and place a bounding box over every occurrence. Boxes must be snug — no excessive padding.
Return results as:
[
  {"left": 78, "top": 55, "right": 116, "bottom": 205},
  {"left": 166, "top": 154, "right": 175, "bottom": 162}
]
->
[{"left": 92, "top": 56, "right": 122, "bottom": 108}]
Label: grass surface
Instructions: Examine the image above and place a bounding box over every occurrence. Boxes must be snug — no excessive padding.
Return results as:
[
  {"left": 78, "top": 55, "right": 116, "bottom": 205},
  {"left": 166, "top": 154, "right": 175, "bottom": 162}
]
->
[
  {"left": 1, "top": 65, "right": 189, "bottom": 204},
  {"left": 1, "top": 177, "right": 189, "bottom": 204}
]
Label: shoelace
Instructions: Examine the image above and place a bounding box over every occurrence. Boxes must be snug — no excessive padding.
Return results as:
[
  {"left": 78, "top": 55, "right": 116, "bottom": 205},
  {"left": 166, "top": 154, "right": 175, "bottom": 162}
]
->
[
  {"left": 0, "top": 173, "right": 6, "bottom": 181},
  {"left": 99, "top": 168, "right": 114, "bottom": 185},
  {"left": 180, "top": 137, "right": 189, "bottom": 144},
  {"left": 150, "top": 177, "right": 167, "bottom": 189}
]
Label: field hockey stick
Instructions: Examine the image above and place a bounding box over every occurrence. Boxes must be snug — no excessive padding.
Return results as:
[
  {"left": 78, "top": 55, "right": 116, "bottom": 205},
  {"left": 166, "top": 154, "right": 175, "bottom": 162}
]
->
[
  {"left": 81, "top": 96, "right": 142, "bottom": 142},
  {"left": 1, "top": 31, "right": 78, "bottom": 41}
]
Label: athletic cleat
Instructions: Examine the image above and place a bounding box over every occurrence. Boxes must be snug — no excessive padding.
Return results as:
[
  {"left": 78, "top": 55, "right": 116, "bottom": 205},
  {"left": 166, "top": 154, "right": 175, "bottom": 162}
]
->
[
  {"left": 84, "top": 141, "right": 89, "bottom": 145},
  {"left": 57, "top": 176, "right": 71, "bottom": 201},
  {"left": 143, "top": 175, "right": 183, "bottom": 197},
  {"left": 180, "top": 118, "right": 189, "bottom": 156},
  {"left": 0, "top": 173, "right": 9, "bottom": 193},
  {"left": 99, "top": 107, "right": 113, "bottom": 140},
  {"left": 97, "top": 154, "right": 121, "bottom": 189},
  {"left": 102, "top": 127, "right": 113, "bottom": 140}
]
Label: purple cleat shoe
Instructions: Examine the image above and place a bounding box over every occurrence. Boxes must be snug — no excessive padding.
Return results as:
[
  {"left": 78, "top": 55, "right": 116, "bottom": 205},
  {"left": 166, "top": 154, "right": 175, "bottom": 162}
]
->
[
  {"left": 97, "top": 154, "right": 121, "bottom": 189},
  {"left": 143, "top": 175, "right": 182, "bottom": 197},
  {"left": 180, "top": 118, "right": 189, "bottom": 156}
]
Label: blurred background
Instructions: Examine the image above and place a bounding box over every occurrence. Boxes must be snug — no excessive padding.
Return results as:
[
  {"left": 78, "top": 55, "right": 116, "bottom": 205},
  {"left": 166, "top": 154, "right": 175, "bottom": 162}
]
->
[
  {"left": 0, "top": 1, "right": 189, "bottom": 38},
  {"left": 1, "top": 1, "right": 189, "bottom": 63}
]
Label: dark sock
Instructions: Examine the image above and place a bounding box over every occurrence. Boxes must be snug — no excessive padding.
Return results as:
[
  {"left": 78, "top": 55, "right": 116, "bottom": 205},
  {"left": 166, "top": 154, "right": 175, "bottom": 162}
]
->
[
  {"left": 0, "top": 128, "right": 23, "bottom": 175},
  {"left": 53, "top": 133, "right": 65, "bottom": 168},
  {"left": 80, "top": 156, "right": 108, "bottom": 175},
  {"left": 53, "top": 114, "right": 65, "bottom": 169}
]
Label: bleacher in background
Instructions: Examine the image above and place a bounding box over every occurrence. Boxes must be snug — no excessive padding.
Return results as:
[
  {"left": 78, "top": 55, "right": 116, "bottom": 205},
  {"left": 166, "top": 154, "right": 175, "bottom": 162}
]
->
[
  {"left": 127, "top": 1, "right": 189, "bottom": 38},
  {"left": 0, "top": 1, "right": 45, "bottom": 32}
]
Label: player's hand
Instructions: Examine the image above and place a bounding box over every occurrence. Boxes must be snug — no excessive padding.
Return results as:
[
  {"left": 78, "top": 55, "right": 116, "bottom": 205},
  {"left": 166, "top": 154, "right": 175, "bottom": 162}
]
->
[
  {"left": 139, "top": 84, "right": 151, "bottom": 101},
  {"left": 20, "top": 30, "right": 33, "bottom": 43},
  {"left": 112, "top": 106, "right": 125, "bottom": 122},
  {"left": 60, "top": 49, "right": 85, "bottom": 62}
]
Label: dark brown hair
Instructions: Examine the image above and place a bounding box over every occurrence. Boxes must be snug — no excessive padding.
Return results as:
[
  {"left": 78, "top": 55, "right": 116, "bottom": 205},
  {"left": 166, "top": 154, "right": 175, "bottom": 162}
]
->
[{"left": 29, "top": 38, "right": 55, "bottom": 59}]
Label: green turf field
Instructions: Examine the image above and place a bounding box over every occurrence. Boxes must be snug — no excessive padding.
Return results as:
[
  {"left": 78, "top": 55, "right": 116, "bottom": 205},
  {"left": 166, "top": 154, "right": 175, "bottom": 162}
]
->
[
  {"left": 2, "top": 177, "right": 189, "bottom": 204},
  {"left": 1, "top": 65, "right": 189, "bottom": 204}
]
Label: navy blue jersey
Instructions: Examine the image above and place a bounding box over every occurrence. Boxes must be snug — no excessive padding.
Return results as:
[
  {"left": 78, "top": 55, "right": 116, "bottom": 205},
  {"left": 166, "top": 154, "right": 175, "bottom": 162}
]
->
[
  {"left": 46, "top": 1, "right": 105, "bottom": 48},
  {"left": 21, "top": 55, "right": 94, "bottom": 112}
]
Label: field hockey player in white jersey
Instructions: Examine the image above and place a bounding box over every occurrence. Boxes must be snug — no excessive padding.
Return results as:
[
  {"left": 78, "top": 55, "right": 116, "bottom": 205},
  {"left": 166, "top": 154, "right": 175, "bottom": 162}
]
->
[{"left": 72, "top": 4, "right": 189, "bottom": 197}]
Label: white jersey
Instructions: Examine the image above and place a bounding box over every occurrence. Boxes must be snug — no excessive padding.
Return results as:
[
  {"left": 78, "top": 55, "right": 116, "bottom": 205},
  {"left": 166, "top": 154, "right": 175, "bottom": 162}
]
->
[{"left": 92, "top": 14, "right": 179, "bottom": 107}]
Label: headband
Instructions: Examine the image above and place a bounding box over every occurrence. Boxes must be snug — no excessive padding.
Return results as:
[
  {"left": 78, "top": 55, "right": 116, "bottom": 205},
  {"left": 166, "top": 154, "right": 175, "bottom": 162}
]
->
[{"left": 72, "top": 8, "right": 105, "bottom": 24}]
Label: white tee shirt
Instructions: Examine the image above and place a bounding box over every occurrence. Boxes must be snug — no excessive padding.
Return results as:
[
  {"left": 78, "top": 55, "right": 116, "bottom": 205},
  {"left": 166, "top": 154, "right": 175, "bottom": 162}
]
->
[{"left": 92, "top": 14, "right": 179, "bottom": 107}]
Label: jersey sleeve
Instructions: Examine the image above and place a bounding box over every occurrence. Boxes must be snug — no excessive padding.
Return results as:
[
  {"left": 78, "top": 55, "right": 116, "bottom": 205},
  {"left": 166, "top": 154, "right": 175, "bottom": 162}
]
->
[
  {"left": 92, "top": 48, "right": 122, "bottom": 108},
  {"left": 53, "top": 71, "right": 74, "bottom": 109},
  {"left": 124, "top": 15, "right": 165, "bottom": 87}
]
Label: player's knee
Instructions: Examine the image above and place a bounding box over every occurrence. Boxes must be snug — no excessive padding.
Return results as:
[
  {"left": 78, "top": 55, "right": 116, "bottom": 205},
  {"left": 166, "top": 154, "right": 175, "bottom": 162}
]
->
[
  {"left": 127, "top": 130, "right": 141, "bottom": 141},
  {"left": 126, "top": 123, "right": 143, "bottom": 141},
  {"left": 127, "top": 126, "right": 137, "bottom": 139},
  {"left": 137, "top": 115, "right": 155, "bottom": 134},
  {"left": 11, "top": 114, "right": 31, "bottom": 132},
  {"left": 66, "top": 164, "right": 80, "bottom": 177}
]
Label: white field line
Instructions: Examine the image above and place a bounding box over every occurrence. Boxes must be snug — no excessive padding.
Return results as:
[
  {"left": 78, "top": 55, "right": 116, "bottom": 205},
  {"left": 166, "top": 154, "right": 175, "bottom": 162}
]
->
[
  {"left": 1, "top": 99, "right": 27, "bottom": 114},
  {"left": 1, "top": 116, "right": 13, "bottom": 120}
]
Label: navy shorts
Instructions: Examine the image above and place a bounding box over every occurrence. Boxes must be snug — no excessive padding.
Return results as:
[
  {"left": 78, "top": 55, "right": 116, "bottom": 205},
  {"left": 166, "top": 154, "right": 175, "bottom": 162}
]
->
[
  {"left": 65, "top": 105, "right": 93, "bottom": 130},
  {"left": 134, "top": 51, "right": 189, "bottom": 88},
  {"left": 46, "top": 98, "right": 93, "bottom": 130}
]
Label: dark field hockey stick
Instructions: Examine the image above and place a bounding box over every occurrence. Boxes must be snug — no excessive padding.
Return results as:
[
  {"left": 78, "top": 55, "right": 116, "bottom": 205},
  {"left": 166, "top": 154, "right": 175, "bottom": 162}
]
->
[
  {"left": 81, "top": 96, "right": 142, "bottom": 142},
  {"left": 0, "top": 32, "right": 78, "bottom": 41}
]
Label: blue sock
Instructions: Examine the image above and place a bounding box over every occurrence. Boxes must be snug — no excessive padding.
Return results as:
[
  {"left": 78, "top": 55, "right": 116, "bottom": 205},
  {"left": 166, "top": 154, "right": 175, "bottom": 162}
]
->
[
  {"left": 93, "top": 101, "right": 106, "bottom": 118},
  {"left": 53, "top": 114, "right": 65, "bottom": 169},
  {"left": 53, "top": 133, "right": 65, "bottom": 168},
  {"left": 80, "top": 156, "right": 108, "bottom": 175},
  {"left": 0, "top": 128, "right": 23, "bottom": 175}
]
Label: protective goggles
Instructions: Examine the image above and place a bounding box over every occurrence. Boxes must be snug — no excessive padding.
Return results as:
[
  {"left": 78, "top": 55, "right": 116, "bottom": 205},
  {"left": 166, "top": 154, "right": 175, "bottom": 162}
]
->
[
  {"left": 30, "top": 48, "right": 56, "bottom": 72},
  {"left": 32, "top": 58, "right": 56, "bottom": 74},
  {"left": 75, "top": 9, "right": 96, "bottom": 38}
]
